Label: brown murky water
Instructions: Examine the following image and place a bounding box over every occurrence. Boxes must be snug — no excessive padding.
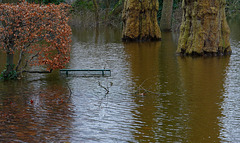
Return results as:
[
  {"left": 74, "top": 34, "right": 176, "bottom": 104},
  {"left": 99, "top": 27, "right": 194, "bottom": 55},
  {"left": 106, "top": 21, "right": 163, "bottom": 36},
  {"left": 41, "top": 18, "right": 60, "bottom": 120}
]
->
[{"left": 1, "top": 18, "right": 240, "bottom": 142}]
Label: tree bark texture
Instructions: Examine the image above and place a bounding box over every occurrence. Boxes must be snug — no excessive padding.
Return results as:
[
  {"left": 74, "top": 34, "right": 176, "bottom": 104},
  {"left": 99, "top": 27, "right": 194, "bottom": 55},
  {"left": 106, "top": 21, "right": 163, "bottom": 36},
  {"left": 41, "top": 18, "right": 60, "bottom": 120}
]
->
[
  {"left": 160, "top": 0, "right": 173, "bottom": 31},
  {"left": 122, "top": 0, "right": 161, "bottom": 41},
  {"left": 177, "top": 0, "right": 231, "bottom": 56},
  {"left": 6, "top": 52, "right": 14, "bottom": 72}
]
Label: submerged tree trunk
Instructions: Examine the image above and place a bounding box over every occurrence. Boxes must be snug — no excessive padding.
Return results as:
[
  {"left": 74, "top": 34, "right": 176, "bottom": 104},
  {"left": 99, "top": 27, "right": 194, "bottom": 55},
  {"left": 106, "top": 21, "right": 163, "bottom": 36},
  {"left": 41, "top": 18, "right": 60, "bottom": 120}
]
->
[
  {"left": 3, "top": 49, "right": 15, "bottom": 78},
  {"left": 160, "top": 0, "right": 173, "bottom": 31},
  {"left": 177, "top": 0, "right": 231, "bottom": 56},
  {"left": 6, "top": 53, "right": 14, "bottom": 72},
  {"left": 122, "top": 0, "right": 161, "bottom": 41}
]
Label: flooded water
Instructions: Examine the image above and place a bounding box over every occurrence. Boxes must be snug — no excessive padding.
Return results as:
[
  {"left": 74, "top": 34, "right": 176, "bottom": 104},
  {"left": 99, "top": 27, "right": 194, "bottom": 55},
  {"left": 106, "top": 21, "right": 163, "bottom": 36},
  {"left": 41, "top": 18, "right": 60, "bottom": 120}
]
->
[{"left": 1, "top": 18, "right": 240, "bottom": 142}]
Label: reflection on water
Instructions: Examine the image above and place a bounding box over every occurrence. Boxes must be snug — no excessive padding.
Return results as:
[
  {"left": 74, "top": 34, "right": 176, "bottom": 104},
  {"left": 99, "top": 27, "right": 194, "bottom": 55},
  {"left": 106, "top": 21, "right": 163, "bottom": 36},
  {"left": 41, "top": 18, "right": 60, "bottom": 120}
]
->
[
  {"left": 124, "top": 33, "right": 189, "bottom": 142},
  {"left": 0, "top": 75, "right": 74, "bottom": 142},
  {"left": 178, "top": 56, "right": 229, "bottom": 142},
  {"left": 1, "top": 20, "right": 240, "bottom": 142}
]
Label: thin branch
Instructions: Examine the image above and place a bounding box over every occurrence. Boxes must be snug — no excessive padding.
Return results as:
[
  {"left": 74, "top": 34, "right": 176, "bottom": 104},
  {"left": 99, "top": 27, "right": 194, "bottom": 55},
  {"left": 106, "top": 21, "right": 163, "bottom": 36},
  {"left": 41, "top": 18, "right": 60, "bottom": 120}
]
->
[
  {"left": 16, "top": 36, "right": 42, "bottom": 72},
  {"left": 98, "top": 81, "right": 109, "bottom": 94},
  {"left": 98, "top": 81, "right": 113, "bottom": 94},
  {"left": 137, "top": 75, "right": 163, "bottom": 96},
  {"left": 20, "top": 51, "right": 40, "bottom": 72},
  {"left": 15, "top": 50, "right": 24, "bottom": 72},
  {"left": 97, "top": 81, "right": 113, "bottom": 108}
]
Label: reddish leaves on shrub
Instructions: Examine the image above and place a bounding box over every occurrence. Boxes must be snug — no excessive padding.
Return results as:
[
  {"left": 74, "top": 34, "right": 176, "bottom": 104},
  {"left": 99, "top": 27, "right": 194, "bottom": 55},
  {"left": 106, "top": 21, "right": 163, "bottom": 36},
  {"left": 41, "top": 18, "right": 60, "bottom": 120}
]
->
[{"left": 0, "top": 1, "right": 72, "bottom": 72}]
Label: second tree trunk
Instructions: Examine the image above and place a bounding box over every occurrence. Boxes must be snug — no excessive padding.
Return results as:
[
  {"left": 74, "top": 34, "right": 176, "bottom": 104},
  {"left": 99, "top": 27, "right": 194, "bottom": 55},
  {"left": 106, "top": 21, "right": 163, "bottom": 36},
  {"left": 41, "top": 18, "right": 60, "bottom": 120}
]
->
[
  {"left": 122, "top": 0, "right": 161, "bottom": 41},
  {"left": 177, "top": 0, "right": 231, "bottom": 56},
  {"left": 160, "top": 0, "right": 173, "bottom": 31}
]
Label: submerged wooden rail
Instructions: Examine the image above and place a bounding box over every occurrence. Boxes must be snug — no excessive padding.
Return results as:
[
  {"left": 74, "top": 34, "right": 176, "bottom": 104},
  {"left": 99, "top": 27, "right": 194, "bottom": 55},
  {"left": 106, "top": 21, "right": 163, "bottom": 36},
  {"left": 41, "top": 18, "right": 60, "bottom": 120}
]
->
[{"left": 60, "top": 69, "right": 111, "bottom": 77}]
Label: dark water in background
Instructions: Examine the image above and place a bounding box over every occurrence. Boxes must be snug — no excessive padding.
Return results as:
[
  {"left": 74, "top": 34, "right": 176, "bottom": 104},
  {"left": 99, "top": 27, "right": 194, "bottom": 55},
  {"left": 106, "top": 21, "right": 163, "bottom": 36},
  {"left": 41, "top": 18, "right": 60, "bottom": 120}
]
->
[{"left": 0, "top": 19, "right": 240, "bottom": 142}]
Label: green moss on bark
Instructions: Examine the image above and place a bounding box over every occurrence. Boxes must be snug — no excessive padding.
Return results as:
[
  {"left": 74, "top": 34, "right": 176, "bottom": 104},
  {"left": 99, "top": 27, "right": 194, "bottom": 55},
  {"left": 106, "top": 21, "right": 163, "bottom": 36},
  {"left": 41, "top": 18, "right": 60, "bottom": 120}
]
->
[
  {"left": 177, "top": 0, "right": 231, "bottom": 56},
  {"left": 122, "top": 0, "right": 161, "bottom": 41}
]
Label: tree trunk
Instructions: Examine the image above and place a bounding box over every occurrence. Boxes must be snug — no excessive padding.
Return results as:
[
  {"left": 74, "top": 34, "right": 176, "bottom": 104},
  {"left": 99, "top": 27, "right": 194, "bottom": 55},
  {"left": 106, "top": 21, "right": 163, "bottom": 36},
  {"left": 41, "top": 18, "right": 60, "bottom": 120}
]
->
[
  {"left": 92, "top": 0, "right": 99, "bottom": 26},
  {"left": 177, "top": 0, "right": 231, "bottom": 56},
  {"left": 3, "top": 50, "right": 14, "bottom": 78},
  {"left": 122, "top": 0, "right": 161, "bottom": 41},
  {"left": 104, "top": 0, "right": 110, "bottom": 21},
  {"left": 160, "top": 0, "right": 173, "bottom": 31}
]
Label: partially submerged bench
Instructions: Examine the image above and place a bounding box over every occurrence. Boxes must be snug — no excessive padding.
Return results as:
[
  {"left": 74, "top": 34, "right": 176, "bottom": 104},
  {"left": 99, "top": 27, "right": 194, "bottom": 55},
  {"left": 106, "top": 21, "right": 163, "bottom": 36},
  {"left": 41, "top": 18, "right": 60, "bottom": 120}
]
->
[{"left": 60, "top": 69, "right": 111, "bottom": 77}]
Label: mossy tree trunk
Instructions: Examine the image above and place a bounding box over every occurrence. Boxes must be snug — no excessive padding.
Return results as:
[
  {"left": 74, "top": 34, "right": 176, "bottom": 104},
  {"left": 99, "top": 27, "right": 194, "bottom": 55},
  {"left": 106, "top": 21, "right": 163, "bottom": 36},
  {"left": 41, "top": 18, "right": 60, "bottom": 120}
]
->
[
  {"left": 160, "top": 0, "right": 173, "bottom": 31},
  {"left": 177, "top": 0, "right": 231, "bottom": 56},
  {"left": 122, "top": 0, "right": 161, "bottom": 41}
]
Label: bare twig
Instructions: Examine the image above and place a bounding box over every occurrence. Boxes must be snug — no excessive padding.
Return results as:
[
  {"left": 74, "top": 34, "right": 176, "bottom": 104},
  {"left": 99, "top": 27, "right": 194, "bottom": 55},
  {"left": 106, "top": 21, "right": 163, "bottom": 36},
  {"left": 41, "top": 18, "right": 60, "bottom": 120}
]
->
[
  {"left": 98, "top": 81, "right": 113, "bottom": 94},
  {"left": 17, "top": 51, "right": 40, "bottom": 74},
  {"left": 137, "top": 75, "right": 163, "bottom": 96}
]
